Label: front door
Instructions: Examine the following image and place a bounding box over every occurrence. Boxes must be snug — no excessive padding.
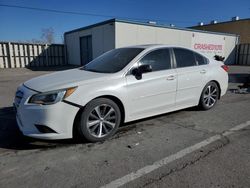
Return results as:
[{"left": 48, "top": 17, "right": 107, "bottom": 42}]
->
[
  {"left": 80, "top": 35, "right": 92, "bottom": 65},
  {"left": 126, "top": 48, "right": 177, "bottom": 120}
]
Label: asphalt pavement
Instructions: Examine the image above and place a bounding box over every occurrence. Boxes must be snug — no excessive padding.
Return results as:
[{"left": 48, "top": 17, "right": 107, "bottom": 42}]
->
[{"left": 0, "top": 66, "right": 249, "bottom": 188}]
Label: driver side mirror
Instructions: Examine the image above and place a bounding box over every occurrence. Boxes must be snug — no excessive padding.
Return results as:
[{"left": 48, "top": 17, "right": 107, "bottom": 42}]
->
[{"left": 131, "top": 64, "right": 152, "bottom": 80}]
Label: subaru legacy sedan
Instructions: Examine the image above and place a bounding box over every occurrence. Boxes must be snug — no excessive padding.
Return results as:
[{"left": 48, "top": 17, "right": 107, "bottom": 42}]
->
[{"left": 14, "top": 45, "right": 228, "bottom": 142}]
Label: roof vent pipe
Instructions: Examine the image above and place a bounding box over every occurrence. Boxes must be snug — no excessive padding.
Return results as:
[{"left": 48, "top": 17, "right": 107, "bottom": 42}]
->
[
  {"left": 148, "top": 21, "right": 157, "bottom": 25},
  {"left": 211, "top": 20, "right": 217, "bottom": 24},
  {"left": 232, "top": 16, "right": 240, "bottom": 21},
  {"left": 198, "top": 22, "right": 204, "bottom": 26}
]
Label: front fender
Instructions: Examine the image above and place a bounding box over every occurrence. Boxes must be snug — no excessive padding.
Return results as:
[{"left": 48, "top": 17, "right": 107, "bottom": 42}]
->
[{"left": 64, "top": 78, "right": 129, "bottom": 119}]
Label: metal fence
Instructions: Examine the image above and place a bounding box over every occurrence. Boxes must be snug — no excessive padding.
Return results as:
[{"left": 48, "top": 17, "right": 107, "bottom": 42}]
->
[
  {"left": 237, "top": 43, "right": 250, "bottom": 65},
  {"left": 2, "top": 42, "right": 250, "bottom": 68},
  {"left": 0, "top": 42, "right": 65, "bottom": 68}
]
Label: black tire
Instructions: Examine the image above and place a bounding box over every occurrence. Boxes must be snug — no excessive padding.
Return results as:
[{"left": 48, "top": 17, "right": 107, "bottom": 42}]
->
[
  {"left": 199, "top": 81, "right": 219, "bottom": 110},
  {"left": 78, "top": 98, "right": 121, "bottom": 142}
]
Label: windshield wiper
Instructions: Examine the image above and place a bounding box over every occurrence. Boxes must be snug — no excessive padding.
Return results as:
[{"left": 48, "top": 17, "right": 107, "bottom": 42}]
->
[{"left": 80, "top": 66, "right": 113, "bottom": 73}]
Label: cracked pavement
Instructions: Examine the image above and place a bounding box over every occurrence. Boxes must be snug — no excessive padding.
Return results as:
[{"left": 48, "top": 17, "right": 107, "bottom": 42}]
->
[
  {"left": 142, "top": 129, "right": 250, "bottom": 188},
  {"left": 0, "top": 67, "right": 250, "bottom": 188}
]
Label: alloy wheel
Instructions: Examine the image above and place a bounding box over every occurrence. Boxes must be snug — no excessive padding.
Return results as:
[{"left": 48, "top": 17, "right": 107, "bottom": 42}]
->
[
  {"left": 203, "top": 85, "right": 218, "bottom": 108},
  {"left": 87, "top": 104, "right": 117, "bottom": 138}
]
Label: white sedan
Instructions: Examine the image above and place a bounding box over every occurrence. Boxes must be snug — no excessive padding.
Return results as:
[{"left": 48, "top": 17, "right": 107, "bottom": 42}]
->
[{"left": 14, "top": 45, "right": 228, "bottom": 142}]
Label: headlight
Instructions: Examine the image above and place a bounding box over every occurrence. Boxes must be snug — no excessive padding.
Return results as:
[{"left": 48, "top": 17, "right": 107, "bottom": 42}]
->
[{"left": 28, "top": 87, "right": 77, "bottom": 105}]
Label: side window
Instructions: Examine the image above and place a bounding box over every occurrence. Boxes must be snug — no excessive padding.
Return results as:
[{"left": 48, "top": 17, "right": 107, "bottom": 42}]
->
[
  {"left": 174, "top": 48, "right": 196, "bottom": 68},
  {"left": 139, "top": 49, "right": 171, "bottom": 72},
  {"left": 194, "top": 52, "right": 208, "bottom": 65}
]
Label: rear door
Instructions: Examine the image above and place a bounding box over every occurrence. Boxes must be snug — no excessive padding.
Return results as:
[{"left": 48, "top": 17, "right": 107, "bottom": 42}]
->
[
  {"left": 126, "top": 48, "right": 177, "bottom": 119},
  {"left": 173, "top": 48, "right": 208, "bottom": 107}
]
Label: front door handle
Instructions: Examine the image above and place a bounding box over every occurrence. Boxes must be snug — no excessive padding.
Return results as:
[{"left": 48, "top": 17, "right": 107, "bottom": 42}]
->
[
  {"left": 200, "top": 69, "right": 207, "bottom": 74},
  {"left": 166, "top": 75, "right": 175, "bottom": 80}
]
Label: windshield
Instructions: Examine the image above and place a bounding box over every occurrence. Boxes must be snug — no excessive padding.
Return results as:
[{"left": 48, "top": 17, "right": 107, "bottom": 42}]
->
[{"left": 81, "top": 48, "right": 144, "bottom": 73}]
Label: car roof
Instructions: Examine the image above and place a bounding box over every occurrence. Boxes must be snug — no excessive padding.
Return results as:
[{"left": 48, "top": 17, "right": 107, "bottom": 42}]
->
[
  {"left": 121, "top": 44, "right": 184, "bottom": 50},
  {"left": 120, "top": 44, "right": 211, "bottom": 60}
]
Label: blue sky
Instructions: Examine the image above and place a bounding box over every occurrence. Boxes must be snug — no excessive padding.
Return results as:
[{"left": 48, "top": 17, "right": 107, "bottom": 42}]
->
[{"left": 0, "top": 0, "right": 249, "bottom": 43}]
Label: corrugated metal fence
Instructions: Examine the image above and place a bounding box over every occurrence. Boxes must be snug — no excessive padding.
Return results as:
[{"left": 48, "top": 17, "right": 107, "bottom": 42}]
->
[
  {"left": 237, "top": 43, "right": 250, "bottom": 65},
  {"left": 0, "top": 42, "right": 65, "bottom": 68}
]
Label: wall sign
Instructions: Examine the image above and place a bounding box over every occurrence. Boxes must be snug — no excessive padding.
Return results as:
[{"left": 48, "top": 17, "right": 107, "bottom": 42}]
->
[{"left": 191, "top": 33, "right": 225, "bottom": 58}]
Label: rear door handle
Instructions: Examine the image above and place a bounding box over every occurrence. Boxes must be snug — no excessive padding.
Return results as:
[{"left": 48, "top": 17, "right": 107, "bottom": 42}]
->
[
  {"left": 166, "top": 75, "right": 175, "bottom": 80},
  {"left": 200, "top": 69, "right": 207, "bottom": 74}
]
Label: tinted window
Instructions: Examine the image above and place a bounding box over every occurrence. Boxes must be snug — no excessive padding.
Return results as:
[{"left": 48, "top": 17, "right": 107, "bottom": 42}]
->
[
  {"left": 194, "top": 52, "right": 208, "bottom": 65},
  {"left": 82, "top": 48, "right": 143, "bottom": 73},
  {"left": 174, "top": 48, "right": 196, "bottom": 68},
  {"left": 139, "top": 49, "right": 171, "bottom": 72}
]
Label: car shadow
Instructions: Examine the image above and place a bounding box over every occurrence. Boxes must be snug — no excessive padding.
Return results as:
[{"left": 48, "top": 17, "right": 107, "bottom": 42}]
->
[
  {"left": 0, "top": 106, "right": 80, "bottom": 152},
  {"left": 0, "top": 105, "right": 197, "bottom": 152}
]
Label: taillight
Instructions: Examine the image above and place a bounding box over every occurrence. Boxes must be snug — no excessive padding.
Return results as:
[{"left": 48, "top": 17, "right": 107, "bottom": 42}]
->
[{"left": 221, "top": 65, "right": 229, "bottom": 72}]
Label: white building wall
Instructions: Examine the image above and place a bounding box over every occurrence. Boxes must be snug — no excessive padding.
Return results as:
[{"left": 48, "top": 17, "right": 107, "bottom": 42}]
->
[
  {"left": 65, "top": 32, "right": 81, "bottom": 65},
  {"left": 65, "top": 23, "right": 115, "bottom": 65},
  {"left": 65, "top": 20, "right": 238, "bottom": 65},
  {"left": 115, "top": 22, "right": 238, "bottom": 64},
  {"left": 224, "top": 35, "right": 238, "bottom": 65}
]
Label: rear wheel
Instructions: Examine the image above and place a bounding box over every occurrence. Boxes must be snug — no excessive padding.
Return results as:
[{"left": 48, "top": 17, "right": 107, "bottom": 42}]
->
[
  {"left": 78, "top": 98, "right": 121, "bottom": 142},
  {"left": 199, "top": 82, "right": 219, "bottom": 110}
]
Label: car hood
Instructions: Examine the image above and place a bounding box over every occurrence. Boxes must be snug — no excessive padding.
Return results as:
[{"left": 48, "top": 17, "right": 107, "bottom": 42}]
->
[{"left": 24, "top": 68, "right": 111, "bottom": 92}]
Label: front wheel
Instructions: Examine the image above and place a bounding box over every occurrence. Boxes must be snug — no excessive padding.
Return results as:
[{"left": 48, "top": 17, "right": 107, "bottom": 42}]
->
[
  {"left": 78, "top": 98, "right": 121, "bottom": 142},
  {"left": 199, "top": 82, "right": 219, "bottom": 110}
]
